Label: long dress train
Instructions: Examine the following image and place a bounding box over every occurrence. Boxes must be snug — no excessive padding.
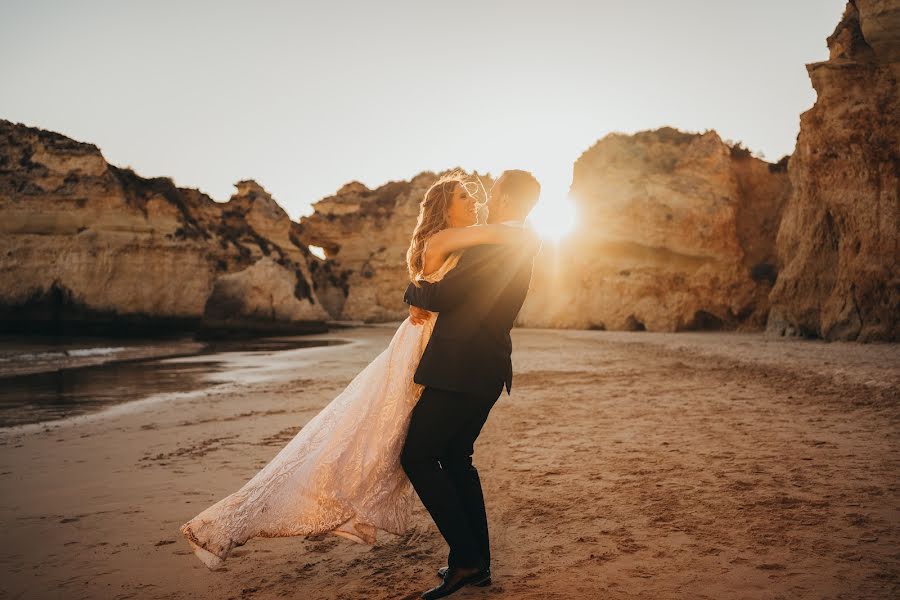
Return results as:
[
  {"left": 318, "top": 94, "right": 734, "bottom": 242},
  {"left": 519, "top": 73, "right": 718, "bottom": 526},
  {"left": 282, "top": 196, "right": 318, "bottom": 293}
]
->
[{"left": 178, "top": 253, "right": 460, "bottom": 569}]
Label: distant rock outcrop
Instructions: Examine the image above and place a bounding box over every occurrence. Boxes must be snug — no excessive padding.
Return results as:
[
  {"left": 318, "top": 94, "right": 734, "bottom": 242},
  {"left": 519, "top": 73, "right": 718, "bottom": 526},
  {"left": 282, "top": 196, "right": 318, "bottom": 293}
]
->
[
  {"left": 0, "top": 120, "right": 329, "bottom": 336},
  {"left": 296, "top": 171, "right": 492, "bottom": 322},
  {"left": 517, "top": 127, "right": 791, "bottom": 332},
  {"left": 766, "top": 0, "right": 899, "bottom": 341}
]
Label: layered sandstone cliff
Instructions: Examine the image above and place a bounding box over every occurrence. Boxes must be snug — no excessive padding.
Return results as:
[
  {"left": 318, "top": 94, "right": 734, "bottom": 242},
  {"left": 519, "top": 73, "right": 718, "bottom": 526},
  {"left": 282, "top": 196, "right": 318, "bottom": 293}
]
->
[
  {"left": 0, "top": 120, "right": 329, "bottom": 336},
  {"left": 296, "top": 171, "right": 491, "bottom": 322},
  {"left": 517, "top": 128, "right": 791, "bottom": 331},
  {"left": 766, "top": 0, "right": 899, "bottom": 341}
]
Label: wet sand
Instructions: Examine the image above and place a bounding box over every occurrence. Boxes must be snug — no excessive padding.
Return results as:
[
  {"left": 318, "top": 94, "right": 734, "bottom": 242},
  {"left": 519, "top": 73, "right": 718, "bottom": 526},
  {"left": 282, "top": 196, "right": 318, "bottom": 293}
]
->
[
  {"left": 0, "top": 335, "right": 348, "bottom": 428},
  {"left": 1, "top": 326, "right": 898, "bottom": 600}
]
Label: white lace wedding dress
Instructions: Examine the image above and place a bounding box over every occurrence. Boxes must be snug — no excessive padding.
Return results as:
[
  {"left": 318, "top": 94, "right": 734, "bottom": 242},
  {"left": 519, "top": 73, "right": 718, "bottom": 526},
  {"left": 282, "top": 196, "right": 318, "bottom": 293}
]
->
[{"left": 178, "top": 253, "right": 461, "bottom": 570}]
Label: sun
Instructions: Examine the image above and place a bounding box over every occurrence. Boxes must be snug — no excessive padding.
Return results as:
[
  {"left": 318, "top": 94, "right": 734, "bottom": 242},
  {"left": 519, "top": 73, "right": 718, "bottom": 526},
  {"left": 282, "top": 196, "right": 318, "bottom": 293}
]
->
[{"left": 528, "top": 194, "right": 578, "bottom": 241}]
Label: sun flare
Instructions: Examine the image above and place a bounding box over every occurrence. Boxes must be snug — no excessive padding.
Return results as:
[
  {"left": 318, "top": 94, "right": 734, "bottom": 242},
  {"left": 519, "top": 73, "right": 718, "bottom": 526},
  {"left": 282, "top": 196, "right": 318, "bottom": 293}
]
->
[{"left": 528, "top": 195, "right": 578, "bottom": 241}]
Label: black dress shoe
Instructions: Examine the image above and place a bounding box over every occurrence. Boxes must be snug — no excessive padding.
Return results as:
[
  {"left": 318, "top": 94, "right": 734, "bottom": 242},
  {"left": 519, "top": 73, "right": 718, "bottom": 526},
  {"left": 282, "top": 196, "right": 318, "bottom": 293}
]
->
[
  {"left": 436, "top": 565, "right": 491, "bottom": 586},
  {"left": 421, "top": 566, "right": 491, "bottom": 599}
]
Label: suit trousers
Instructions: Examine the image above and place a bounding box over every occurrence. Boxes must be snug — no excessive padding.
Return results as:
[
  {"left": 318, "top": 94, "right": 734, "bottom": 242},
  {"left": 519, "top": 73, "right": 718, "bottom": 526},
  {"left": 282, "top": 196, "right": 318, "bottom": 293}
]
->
[{"left": 400, "top": 384, "right": 502, "bottom": 570}]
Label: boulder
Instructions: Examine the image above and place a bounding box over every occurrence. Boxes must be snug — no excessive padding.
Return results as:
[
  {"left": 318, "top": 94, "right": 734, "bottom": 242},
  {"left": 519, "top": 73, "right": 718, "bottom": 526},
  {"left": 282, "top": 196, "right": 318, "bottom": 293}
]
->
[{"left": 201, "top": 257, "right": 328, "bottom": 336}]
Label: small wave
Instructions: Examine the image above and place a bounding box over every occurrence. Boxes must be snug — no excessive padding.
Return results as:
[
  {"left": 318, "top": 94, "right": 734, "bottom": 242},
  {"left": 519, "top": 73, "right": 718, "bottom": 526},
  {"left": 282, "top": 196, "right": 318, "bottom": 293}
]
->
[
  {"left": 14, "top": 351, "right": 69, "bottom": 361},
  {"left": 66, "top": 347, "right": 127, "bottom": 358}
]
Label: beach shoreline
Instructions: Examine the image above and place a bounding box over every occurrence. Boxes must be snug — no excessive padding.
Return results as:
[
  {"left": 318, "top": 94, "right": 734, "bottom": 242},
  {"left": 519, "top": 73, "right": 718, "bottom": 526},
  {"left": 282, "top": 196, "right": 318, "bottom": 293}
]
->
[{"left": 0, "top": 331, "right": 358, "bottom": 431}]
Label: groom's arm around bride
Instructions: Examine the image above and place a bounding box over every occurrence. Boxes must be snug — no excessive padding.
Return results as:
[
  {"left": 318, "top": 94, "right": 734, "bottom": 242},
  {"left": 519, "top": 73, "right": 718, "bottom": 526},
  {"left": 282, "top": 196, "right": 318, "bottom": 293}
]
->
[{"left": 404, "top": 226, "right": 540, "bottom": 396}]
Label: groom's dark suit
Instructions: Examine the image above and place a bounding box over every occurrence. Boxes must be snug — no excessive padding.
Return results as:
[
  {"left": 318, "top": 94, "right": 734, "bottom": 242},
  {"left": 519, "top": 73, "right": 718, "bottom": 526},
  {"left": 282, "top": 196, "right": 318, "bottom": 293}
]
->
[{"left": 400, "top": 237, "right": 539, "bottom": 572}]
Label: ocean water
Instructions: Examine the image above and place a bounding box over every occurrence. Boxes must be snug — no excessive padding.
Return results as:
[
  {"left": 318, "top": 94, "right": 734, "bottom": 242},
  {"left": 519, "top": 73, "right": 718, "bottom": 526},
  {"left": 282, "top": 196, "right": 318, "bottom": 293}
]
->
[{"left": 0, "top": 334, "right": 347, "bottom": 429}]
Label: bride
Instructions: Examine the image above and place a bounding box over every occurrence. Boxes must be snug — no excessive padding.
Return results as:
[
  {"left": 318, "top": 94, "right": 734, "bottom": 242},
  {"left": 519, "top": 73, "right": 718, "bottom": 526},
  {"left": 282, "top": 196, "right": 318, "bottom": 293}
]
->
[{"left": 179, "top": 171, "right": 534, "bottom": 569}]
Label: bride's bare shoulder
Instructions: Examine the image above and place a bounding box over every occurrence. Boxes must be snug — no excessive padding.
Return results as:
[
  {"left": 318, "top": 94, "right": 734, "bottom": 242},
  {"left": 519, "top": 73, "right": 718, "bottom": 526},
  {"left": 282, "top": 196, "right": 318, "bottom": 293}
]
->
[{"left": 420, "top": 239, "right": 449, "bottom": 276}]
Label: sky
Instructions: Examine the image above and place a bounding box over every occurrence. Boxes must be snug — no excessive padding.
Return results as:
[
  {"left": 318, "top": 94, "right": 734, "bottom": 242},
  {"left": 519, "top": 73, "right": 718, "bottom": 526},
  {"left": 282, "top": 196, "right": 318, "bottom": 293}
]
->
[{"left": 1, "top": 0, "right": 846, "bottom": 221}]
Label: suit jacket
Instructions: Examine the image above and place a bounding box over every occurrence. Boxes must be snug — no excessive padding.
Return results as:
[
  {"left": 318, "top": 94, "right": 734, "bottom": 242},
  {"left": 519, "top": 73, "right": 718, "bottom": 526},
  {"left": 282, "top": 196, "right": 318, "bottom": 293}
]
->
[{"left": 403, "top": 240, "right": 539, "bottom": 397}]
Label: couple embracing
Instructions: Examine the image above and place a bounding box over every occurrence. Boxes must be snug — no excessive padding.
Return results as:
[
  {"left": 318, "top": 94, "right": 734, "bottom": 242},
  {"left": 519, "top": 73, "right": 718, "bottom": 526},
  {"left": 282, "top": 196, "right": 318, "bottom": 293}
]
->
[{"left": 180, "top": 169, "right": 542, "bottom": 599}]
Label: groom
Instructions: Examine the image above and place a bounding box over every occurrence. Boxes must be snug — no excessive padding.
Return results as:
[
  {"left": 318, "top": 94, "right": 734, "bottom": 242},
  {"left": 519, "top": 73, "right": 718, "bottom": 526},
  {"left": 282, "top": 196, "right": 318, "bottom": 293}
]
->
[{"left": 401, "top": 170, "right": 541, "bottom": 599}]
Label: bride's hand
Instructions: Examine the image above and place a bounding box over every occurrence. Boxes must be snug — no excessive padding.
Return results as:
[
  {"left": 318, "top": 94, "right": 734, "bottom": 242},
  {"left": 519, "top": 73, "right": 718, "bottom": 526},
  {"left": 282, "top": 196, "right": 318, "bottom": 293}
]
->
[{"left": 409, "top": 305, "right": 432, "bottom": 325}]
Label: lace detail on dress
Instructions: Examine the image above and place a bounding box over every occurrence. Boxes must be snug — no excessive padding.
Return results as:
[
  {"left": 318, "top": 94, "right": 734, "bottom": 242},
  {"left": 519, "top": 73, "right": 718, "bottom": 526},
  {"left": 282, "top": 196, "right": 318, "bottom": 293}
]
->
[{"left": 178, "top": 252, "right": 461, "bottom": 569}]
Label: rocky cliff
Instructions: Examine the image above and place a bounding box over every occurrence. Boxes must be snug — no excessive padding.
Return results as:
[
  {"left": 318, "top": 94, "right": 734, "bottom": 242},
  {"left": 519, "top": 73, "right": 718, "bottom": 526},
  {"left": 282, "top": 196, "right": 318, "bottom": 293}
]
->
[
  {"left": 296, "top": 171, "right": 492, "bottom": 322},
  {"left": 6, "top": 3, "right": 893, "bottom": 341},
  {"left": 517, "top": 128, "right": 791, "bottom": 331},
  {"left": 0, "top": 120, "right": 329, "bottom": 336},
  {"left": 766, "top": 0, "right": 899, "bottom": 341},
  {"left": 295, "top": 128, "right": 789, "bottom": 332}
]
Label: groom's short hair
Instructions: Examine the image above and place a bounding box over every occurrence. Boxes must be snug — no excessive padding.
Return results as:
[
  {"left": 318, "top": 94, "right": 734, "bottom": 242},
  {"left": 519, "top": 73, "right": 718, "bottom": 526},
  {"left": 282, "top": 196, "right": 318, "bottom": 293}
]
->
[{"left": 497, "top": 169, "right": 540, "bottom": 213}]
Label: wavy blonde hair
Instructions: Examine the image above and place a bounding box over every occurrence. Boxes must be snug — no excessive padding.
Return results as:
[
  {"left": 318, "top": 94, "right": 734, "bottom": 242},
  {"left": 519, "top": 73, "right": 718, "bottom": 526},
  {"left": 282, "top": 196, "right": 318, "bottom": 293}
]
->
[{"left": 406, "top": 170, "right": 473, "bottom": 285}]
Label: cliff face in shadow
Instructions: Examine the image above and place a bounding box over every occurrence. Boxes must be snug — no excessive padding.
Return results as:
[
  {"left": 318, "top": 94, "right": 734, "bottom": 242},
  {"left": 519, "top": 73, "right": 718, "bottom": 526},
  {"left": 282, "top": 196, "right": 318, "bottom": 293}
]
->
[
  {"left": 517, "top": 128, "right": 791, "bottom": 332},
  {"left": 766, "top": 0, "right": 899, "bottom": 342},
  {"left": 0, "top": 120, "right": 329, "bottom": 336}
]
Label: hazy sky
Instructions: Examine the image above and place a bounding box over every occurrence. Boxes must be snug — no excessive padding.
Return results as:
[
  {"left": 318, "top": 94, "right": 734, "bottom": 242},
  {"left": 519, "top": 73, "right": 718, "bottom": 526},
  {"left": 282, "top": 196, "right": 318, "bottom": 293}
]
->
[{"left": 1, "top": 0, "right": 846, "bottom": 220}]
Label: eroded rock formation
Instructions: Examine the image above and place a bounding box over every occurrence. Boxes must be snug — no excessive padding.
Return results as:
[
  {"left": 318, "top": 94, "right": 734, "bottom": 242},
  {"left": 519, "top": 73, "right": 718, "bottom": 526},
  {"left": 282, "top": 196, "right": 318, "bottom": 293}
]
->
[
  {"left": 0, "top": 120, "right": 329, "bottom": 335},
  {"left": 6, "top": 3, "right": 893, "bottom": 341},
  {"left": 517, "top": 128, "right": 791, "bottom": 331},
  {"left": 766, "top": 0, "right": 899, "bottom": 341}
]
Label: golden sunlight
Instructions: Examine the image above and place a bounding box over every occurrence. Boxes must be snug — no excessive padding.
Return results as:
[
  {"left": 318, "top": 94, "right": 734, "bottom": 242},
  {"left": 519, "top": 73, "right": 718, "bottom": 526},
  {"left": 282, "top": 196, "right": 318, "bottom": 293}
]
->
[{"left": 528, "top": 194, "right": 578, "bottom": 241}]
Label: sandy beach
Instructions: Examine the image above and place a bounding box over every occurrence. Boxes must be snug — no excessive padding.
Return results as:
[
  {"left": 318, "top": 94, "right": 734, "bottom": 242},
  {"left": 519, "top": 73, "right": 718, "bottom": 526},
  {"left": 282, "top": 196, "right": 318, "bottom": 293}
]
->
[{"left": 1, "top": 326, "right": 898, "bottom": 600}]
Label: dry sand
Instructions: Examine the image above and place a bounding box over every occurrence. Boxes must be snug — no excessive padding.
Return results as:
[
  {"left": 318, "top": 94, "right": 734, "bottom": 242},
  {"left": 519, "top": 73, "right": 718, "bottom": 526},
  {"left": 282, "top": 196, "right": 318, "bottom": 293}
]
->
[{"left": 1, "top": 326, "right": 898, "bottom": 600}]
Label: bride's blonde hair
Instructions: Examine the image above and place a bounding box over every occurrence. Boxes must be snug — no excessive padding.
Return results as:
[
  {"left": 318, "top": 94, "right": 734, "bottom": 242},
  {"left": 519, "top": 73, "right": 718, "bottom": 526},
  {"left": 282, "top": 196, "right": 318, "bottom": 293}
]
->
[{"left": 406, "top": 170, "right": 471, "bottom": 285}]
